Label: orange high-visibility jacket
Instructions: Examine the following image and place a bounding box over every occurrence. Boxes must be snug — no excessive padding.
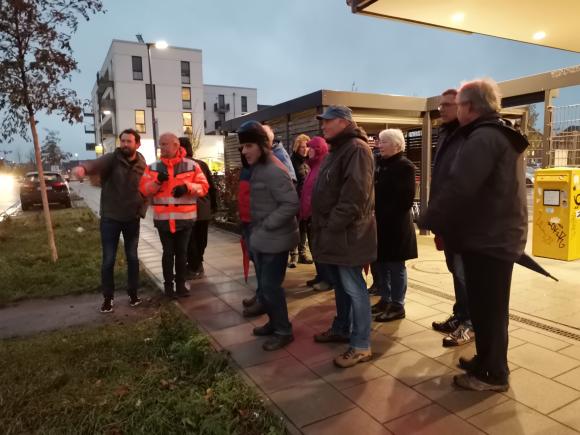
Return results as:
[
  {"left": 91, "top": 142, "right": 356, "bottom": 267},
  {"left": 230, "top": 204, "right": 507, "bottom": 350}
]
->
[{"left": 140, "top": 147, "right": 209, "bottom": 233}]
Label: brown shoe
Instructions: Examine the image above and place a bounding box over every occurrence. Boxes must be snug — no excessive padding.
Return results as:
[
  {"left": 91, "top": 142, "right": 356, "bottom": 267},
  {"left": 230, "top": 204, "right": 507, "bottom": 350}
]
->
[
  {"left": 314, "top": 328, "right": 350, "bottom": 343},
  {"left": 334, "top": 347, "right": 372, "bottom": 368},
  {"left": 242, "top": 294, "right": 257, "bottom": 308}
]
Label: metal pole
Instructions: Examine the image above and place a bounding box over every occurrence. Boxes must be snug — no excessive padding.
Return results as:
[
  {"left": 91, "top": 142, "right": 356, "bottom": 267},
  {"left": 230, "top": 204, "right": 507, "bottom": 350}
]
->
[
  {"left": 420, "top": 111, "right": 432, "bottom": 236},
  {"left": 543, "top": 89, "right": 556, "bottom": 168},
  {"left": 146, "top": 43, "right": 158, "bottom": 155}
]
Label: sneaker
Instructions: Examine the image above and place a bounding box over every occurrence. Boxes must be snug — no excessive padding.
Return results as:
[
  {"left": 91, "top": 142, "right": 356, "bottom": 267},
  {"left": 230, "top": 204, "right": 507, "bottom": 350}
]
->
[
  {"left": 298, "top": 254, "right": 313, "bottom": 265},
  {"left": 371, "top": 300, "right": 389, "bottom": 315},
  {"left": 334, "top": 347, "right": 372, "bottom": 368},
  {"left": 263, "top": 334, "right": 294, "bottom": 351},
  {"left": 314, "top": 328, "right": 350, "bottom": 343},
  {"left": 242, "top": 301, "right": 267, "bottom": 318},
  {"left": 443, "top": 324, "right": 475, "bottom": 347},
  {"left": 313, "top": 281, "right": 332, "bottom": 291},
  {"left": 242, "top": 294, "right": 257, "bottom": 308},
  {"left": 432, "top": 315, "right": 460, "bottom": 333},
  {"left": 129, "top": 296, "right": 142, "bottom": 307},
  {"left": 374, "top": 304, "right": 405, "bottom": 322},
  {"left": 306, "top": 277, "right": 320, "bottom": 287},
  {"left": 100, "top": 297, "right": 113, "bottom": 313},
  {"left": 453, "top": 373, "right": 509, "bottom": 392}
]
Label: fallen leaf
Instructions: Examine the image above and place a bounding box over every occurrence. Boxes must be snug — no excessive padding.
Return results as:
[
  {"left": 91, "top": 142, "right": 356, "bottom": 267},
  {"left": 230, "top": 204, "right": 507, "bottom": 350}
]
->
[{"left": 113, "top": 385, "right": 129, "bottom": 398}]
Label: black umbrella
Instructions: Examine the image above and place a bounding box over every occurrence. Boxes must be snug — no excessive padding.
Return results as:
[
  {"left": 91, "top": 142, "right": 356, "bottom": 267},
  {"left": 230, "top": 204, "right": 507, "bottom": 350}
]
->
[{"left": 516, "top": 253, "right": 559, "bottom": 282}]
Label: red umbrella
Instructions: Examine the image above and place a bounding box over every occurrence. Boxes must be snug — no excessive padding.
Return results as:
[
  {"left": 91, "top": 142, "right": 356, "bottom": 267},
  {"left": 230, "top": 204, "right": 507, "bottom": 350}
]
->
[
  {"left": 240, "top": 237, "right": 250, "bottom": 283},
  {"left": 363, "top": 264, "right": 370, "bottom": 276}
]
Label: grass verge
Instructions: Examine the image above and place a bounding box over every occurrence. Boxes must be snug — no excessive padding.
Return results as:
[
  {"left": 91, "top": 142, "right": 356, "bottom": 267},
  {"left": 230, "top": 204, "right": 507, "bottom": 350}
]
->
[
  {"left": 0, "top": 207, "right": 143, "bottom": 305},
  {"left": 0, "top": 304, "right": 285, "bottom": 435}
]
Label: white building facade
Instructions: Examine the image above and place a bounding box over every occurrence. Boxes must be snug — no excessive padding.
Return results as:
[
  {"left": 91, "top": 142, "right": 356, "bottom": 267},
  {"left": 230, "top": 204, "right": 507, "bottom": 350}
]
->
[
  {"left": 91, "top": 40, "right": 204, "bottom": 163},
  {"left": 203, "top": 85, "right": 257, "bottom": 134}
]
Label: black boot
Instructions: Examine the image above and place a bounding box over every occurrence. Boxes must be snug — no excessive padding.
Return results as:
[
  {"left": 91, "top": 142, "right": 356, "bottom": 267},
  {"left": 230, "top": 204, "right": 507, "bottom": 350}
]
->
[
  {"left": 263, "top": 334, "right": 294, "bottom": 351},
  {"left": 375, "top": 303, "right": 405, "bottom": 322},
  {"left": 164, "top": 283, "right": 177, "bottom": 299}
]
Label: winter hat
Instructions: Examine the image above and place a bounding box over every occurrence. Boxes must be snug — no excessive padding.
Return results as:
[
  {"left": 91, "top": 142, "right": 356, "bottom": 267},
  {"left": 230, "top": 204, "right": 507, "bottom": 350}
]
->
[
  {"left": 306, "top": 136, "right": 329, "bottom": 163},
  {"left": 237, "top": 121, "right": 269, "bottom": 149}
]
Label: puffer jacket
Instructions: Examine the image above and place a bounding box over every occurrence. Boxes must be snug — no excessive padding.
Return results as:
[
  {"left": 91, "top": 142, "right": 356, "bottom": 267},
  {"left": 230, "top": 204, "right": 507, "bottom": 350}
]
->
[
  {"left": 249, "top": 155, "right": 299, "bottom": 254},
  {"left": 140, "top": 147, "right": 209, "bottom": 233},
  {"left": 291, "top": 152, "right": 310, "bottom": 196},
  {"left": 311, "top": 126, "right": 377, "bottom": 267},
  {"left": 299, "top": 136, "right": 328, "bottom": 221},
  {"left": 419, "top": 114, "right": 529, "bottom": 262}
]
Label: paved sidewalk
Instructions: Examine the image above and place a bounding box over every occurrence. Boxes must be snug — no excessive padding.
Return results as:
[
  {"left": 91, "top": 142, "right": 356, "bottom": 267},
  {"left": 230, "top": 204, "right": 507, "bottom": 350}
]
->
[{"left": 75, "top": 183, "right": 580, "bottom": 434}]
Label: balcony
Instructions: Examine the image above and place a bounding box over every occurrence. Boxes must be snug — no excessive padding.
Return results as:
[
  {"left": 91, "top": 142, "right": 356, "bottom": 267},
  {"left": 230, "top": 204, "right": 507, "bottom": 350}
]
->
[
  {"left": 214, "top": 102, "right": 230, "bottom": 114},
  {"left": 100, "top": 99, "right": 116, "bottom": 114},
  {"left": 96, "top": 71, "right": 114, "bottom": 100}
]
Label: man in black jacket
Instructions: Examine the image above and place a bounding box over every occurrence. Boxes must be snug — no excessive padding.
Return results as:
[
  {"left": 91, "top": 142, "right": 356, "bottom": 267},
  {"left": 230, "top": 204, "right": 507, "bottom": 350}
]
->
[
  {"left": 430, "top": 89, "right": 474, "bottom": 348},
  {"left": 73, "top": 129, "right": 147, "bottom": 313},
  {"left": 420, "top": 79, "right": 528, "bottom": 392}
]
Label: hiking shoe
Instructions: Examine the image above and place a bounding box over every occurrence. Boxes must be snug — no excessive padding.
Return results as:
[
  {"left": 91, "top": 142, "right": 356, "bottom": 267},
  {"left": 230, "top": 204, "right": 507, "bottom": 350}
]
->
[
  {"left": 243, "top": 301, "right": 267, "bottom": 318},
  {"left": 371, "top": 300, "right": 390, "bottom": 315},
  {"left": 453, "top": 373, "right": 509, "bottom": 392},
  {"left": 334, "top": 347, "right": 372, "bottom": 368},
  {"left": 287, "top": 261, "right": 297, "bottom": 269},
  {"left": 242, "top": 294, "right": 257, "bottom": 308},
  {"left": 253, "top": 323, "right": 275, "bottom": 337},
  {"left": 443, "top": 324, "right": 475, "bottom": 347},
  {"left": 375, "top": 304, "right": 405, "bottom": 322},
  {"left": 129, "top": 296, "right": 142, "bottom": 307},
  {"left": 100, "top": 298, "right": 113, "bottom": 313},
  {"left": 298, "top": 254, "right": 313, "bottom": 265},
  {"left": 263, "top": 334, "right": 294, "bottom": 351},
  {"left": 306, "top": 277, "right": 320, "bottom": 287},
  {"left": 313, "top": 281, "right": 332, "bottom": 291},
  {"left": 314, "top": 328, "right": 350, "bottom": 343},
  {"left": 432, "top": 315, "right": 460, "bottom": 333}
]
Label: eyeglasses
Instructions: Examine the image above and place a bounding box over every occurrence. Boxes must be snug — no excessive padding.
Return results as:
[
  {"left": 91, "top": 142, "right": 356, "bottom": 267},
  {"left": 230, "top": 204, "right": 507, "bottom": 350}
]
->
[{"left": 438, "top": 102, "right": 457, "bottom": 110}]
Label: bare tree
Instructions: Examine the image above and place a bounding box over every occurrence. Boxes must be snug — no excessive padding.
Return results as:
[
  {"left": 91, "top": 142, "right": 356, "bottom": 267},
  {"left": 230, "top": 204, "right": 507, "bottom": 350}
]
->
[{"left": 0, "top": 0, "right": 104, "bottom": 261}]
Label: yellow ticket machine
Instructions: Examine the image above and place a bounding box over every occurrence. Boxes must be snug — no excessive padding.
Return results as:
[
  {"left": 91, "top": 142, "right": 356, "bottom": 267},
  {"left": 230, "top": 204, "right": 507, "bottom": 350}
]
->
[{"left": 532, "top": 168, "right": 580, "bottom": 261}]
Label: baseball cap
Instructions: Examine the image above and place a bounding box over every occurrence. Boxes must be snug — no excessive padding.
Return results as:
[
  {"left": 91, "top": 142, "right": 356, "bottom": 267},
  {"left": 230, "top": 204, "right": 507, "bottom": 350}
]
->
[{"left": 316, "top": 105, "right": 354, "bottom": 122}]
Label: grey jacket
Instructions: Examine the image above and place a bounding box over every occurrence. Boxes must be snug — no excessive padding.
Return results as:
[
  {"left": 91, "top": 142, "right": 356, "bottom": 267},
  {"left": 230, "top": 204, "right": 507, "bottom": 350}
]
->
[
  {"left": 419, "top": 114, "right": 529, "bottom": 262},
  {"left": 249, "top": 157, "right": 299, "bottom": 254},
  {"left": 311, "top": 126, "right": 377, "bottom": 267}
]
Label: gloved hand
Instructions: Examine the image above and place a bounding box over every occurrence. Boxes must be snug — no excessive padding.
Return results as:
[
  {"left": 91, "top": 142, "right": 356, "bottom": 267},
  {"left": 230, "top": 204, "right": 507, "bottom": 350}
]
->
[
  {"left": 157, "top": 171, "right": 169, "bottom": 183},
  {"left": 172, "top": 184, "right": 188, "bottom": 198}
]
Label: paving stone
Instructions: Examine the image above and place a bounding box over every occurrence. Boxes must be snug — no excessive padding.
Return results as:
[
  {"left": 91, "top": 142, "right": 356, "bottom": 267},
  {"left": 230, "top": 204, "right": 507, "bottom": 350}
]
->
[
  {"left": 302, "top": 408, "right": 392, "bottom": 435},
  {"left": 550, "top": 398, "right": 580, "bottom": 432},
  {"left": 508, "top": 343, "right": 580, "bottom": 378},
  {"left": 373, "top": 350, "right": 451, "bottom": 386}
]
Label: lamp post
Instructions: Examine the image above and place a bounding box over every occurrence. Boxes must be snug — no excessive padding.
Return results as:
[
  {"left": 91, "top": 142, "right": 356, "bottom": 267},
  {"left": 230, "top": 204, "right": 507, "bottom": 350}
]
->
[{"left": 139, "top": 37, "right": 168, "bottom": 157}]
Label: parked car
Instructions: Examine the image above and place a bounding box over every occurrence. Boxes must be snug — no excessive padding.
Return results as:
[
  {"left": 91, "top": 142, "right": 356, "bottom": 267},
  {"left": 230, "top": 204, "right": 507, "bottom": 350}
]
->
[
  {"left": 526, "top": 166, "right": 536, "bottom": 187},
  {"left": 19, "top": 171, "right": 72, "bottom": 211}
]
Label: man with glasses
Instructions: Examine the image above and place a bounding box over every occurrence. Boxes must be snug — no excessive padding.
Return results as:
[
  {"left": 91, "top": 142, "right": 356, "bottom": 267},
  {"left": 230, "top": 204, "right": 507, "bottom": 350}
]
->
[{"left": 430, "top": 89, "right": 474, "bottom": 348}]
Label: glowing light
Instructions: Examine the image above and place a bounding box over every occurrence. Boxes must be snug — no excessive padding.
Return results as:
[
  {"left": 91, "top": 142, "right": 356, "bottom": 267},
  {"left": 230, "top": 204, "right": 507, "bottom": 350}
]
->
[
  {"left": 102, "top": 110, "right": 111, "bottom": 115},
  {"left": 533, "top": 31, "right": 546, "bottom": 40},
  {"left": 0, "top": 174, "right": 15, "bottom": 191},
  {"left": 451, "top": 12, "right": 465, "bottom": 23},
  {"left": 155, "top": 40, "right": 168, "bottom": 49}
]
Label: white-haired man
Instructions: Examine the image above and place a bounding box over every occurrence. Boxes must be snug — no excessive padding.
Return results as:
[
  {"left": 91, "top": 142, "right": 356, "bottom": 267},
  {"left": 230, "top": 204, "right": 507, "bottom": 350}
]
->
[{"left": 419, "top": 79, "right": 528, "bottom": 392}]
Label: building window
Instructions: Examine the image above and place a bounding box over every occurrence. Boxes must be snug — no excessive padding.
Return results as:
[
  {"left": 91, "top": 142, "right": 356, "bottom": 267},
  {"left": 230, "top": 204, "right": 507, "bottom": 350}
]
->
[
  {"left": 135, "top": 110, "right": 146, "bottom": 133},
  {"left": 181, "top": 87, "right": 192, "bottom": 110},
  {"left": 145, "top": 84, "right": 156, "bottom": 107},
  {"left": 181, "top": 61, "right": 190, "bottom": 84},
  {"left": 132, "top": 56, "right": 143, "bottom": 80},
  {"left": 214, "top": 120, "right": 222, "bottom": 130},
  {"left": 218, "top": 94, "right": 225, "bottom": 107},
  {"left": 182, "top": 112, "right": 192, "bottom": 135},
  {"left": 241, "top": 96, "right": 248, "bottom": 113},
  {"left": 203, "top": 101, "right": 206, "bottom": 111},
  {"left": 204, "top": 120, "right": 207, "bottom": 129}
]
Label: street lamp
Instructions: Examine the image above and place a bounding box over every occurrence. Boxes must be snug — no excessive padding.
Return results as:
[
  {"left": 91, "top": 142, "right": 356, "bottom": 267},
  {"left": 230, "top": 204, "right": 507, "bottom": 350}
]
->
[{"left": 136, "top": 35, "right": 168, "bottom": 157}]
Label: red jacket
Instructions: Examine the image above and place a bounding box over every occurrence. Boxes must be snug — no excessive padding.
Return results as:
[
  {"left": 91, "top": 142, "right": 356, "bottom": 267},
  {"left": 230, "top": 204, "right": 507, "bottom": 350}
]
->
[{"left": 140, "top": 147, "right": 209, "bottom": 233}]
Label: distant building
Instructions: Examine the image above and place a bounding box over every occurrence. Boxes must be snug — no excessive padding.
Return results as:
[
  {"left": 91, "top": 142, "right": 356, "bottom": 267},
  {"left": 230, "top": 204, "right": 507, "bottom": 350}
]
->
[{"left": 203, "top": 85, "right": 257, "bottom": 134}]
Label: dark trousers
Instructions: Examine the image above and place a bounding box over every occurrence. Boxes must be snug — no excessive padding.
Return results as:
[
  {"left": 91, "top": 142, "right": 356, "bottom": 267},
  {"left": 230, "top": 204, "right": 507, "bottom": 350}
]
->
[
  {"left": 444, "top": 249, "right": 470, "bottom": 323},
  {"left": 187, "top": 220, "right": 209, "bottom": 271},
  {"left": 290, "top": 219, "right": 309, "bottom": 259},
  {"left": 254, "top": 251, "right": 292, "bottom": 336},
  {"left": 100, "top": 217, "right": 140, "bottom": 299},
  {"left": 158, "top": 227, "right": 192, "bottom": 286},
  {"left": 462, "top": 252, "right": 514, "bottom": 384}
]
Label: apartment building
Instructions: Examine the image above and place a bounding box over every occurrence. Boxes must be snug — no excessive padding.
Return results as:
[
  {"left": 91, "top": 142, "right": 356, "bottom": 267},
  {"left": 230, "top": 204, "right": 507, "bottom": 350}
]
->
[{"left": 203, "top": 85, "right": 257, "bottom": 134}]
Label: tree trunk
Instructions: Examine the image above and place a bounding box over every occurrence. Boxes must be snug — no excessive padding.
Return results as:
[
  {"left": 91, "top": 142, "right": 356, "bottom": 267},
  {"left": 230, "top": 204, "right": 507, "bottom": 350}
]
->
[{"left": 29, "top": 111, "right": 58, "bottom": 262}]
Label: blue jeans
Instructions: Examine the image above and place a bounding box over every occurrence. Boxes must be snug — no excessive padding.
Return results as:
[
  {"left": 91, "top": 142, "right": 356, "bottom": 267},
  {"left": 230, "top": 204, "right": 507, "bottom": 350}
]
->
[
  {"left": 327, "top": 265, "right": 371, "bottom": 350},
  {"left": 376, "top": 261, "right": 407, "bottom": 306},
  {"left": 100, "top": 217, "right": 140, "bottom": 298},
  {"left": 254, "top": 251, "right": 292, "bottom": 336},
  {"left": 444, "top": 250, "right": 471, "bottom": 325}
]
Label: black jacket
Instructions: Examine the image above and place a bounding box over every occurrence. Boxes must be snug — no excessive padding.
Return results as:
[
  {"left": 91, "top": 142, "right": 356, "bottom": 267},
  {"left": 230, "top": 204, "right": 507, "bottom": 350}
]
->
[
  {"left": 419, "top": 114, "right": 529, "bottom": 262},
  {"left": 430, "top": 119, "right": 460, "bottom": 203},
  {"left": 193, "top": 158, "right": 217, "bottom": 221},
  {"left": 311, "top": 126, "right": 377, "bottom": 267},
  {"left": 291, "top": 152, "right": 310, "bottom": 197},
  {"left": 85, "top": 149, "right": 147, "bottom": 221},
  {"left": 375, "top": 152, "right": 418, "bottom": 262}
]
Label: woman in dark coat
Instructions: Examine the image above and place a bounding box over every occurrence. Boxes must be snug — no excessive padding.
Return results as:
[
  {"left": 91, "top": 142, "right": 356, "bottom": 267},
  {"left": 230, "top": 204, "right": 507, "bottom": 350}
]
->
[{"left": 373, "top": 128, "right": 418, "bottom": 322}]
